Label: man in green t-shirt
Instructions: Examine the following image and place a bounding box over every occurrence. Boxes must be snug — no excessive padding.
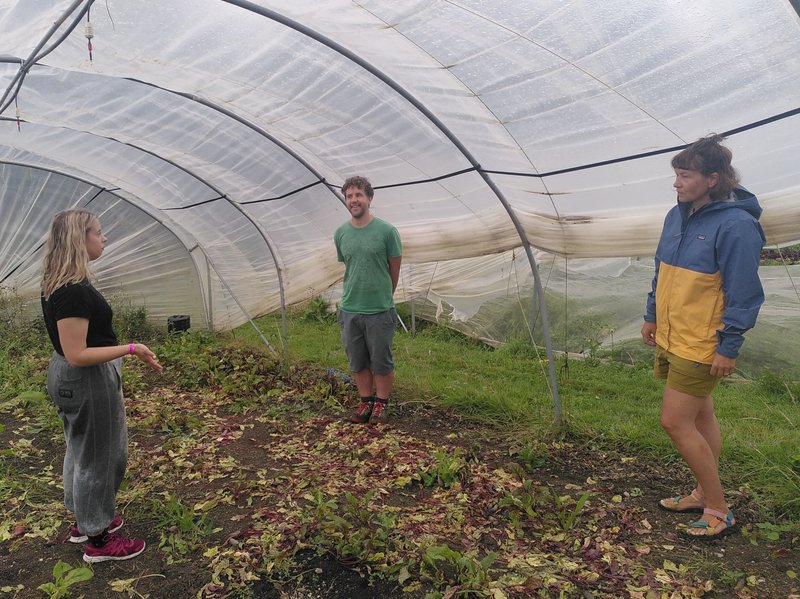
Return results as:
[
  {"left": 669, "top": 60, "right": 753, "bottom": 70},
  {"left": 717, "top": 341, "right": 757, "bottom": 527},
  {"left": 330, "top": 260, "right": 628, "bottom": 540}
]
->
[{"left": 334, "top": 176, "right": 402, "bottom": 425}]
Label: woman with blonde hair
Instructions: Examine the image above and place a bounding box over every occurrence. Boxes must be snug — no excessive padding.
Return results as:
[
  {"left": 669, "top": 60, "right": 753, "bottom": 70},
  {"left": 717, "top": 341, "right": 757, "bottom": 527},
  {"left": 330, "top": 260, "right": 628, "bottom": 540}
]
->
[{"left": 42, "top": 209, "right": 162, "bottom": 563}]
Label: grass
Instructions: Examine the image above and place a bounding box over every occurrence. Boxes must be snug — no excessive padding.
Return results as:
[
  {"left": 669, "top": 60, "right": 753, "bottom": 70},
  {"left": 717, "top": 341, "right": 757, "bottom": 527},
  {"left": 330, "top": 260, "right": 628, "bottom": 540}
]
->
[
  {"left": 240, "top": 302, "right": 800, "bottom": 522},
  {"left": 1, "top": 289, "right": 798, "bottom": 522},
  {"left": 1, "top": 294, "right": 798, "bottom": 597}
]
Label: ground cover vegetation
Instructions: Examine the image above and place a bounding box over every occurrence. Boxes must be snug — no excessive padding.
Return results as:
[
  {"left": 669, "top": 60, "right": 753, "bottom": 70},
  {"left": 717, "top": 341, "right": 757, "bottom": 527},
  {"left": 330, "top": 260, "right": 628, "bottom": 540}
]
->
[
  {"left": 760, "top": 244, "right": 800, "bottom": 266},
  {"left": 1, "top": 289, "right": 798, "bottom": 598}
]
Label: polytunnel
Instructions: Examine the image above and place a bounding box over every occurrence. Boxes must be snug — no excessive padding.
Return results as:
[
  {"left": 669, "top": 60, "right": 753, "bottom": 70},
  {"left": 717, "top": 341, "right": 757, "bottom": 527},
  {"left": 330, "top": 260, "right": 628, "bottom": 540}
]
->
[{"left": 2, "top": 1, "right": 800, "bottom": 394}]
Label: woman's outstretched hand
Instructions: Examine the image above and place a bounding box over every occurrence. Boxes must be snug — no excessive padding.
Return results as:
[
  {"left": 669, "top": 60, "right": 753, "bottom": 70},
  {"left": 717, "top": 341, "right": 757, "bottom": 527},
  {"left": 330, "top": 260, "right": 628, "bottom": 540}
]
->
[{"left": 131, "top": 343, "right": 163, "bottom": 373}]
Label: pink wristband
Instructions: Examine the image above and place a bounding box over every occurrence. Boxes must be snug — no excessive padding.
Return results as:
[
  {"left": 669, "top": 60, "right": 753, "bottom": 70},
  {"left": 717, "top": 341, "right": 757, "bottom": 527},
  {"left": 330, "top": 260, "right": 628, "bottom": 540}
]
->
[{"left": 128, "top": 343, "right": 135, "bottom": 355}]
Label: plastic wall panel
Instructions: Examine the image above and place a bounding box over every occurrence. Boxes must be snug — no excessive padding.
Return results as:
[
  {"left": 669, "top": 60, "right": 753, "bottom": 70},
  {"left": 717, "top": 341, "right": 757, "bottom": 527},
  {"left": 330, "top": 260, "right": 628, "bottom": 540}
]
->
[{"left": 1, "top": 0, "right": 799, "bottom": 342}]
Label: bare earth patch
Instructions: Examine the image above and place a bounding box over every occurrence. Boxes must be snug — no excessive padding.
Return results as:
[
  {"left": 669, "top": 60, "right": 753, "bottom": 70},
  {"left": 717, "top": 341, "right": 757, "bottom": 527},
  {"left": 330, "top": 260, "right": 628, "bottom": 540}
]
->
[{"left": 1, "top": 360, "right": 797, "bottom": 598}]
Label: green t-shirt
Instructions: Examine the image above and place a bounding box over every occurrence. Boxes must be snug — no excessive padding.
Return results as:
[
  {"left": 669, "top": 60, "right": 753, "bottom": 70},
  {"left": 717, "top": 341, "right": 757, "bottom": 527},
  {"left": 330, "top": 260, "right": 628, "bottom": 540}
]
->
[{"left": 334, "top": 217, "right": 402, "bottom": 314}]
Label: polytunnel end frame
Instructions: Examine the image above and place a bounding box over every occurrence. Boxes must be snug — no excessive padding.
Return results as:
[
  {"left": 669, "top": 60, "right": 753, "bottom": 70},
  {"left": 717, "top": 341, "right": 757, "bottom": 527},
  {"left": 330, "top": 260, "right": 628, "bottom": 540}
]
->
[
  {"left": 217, "top": 0, "right": 565, "bottom": 424},
  {"left": 16, "top": 0, "right": 800, "bottom": 425}
]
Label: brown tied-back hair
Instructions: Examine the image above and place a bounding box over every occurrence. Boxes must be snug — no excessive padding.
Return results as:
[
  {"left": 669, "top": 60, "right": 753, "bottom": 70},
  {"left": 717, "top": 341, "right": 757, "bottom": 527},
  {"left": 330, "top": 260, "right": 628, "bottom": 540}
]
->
[
  {"left": 671, "top": 134, "right": 739, "bottom": 200},
  {"left": 41, "top": 209, "right": 98, "bottom": 300},
  {"left": 341, "top": 175, "right": 374, "bottom": 200}
]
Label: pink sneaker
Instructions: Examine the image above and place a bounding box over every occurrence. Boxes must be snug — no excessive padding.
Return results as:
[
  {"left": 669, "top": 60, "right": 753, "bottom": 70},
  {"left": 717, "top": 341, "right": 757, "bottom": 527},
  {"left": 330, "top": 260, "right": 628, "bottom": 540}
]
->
[
  {"left": 83, "top": 532, "right": 145, "bottom": 563},
  {"left": 69, "top": 515, "right": 124, "bottom": 543}
]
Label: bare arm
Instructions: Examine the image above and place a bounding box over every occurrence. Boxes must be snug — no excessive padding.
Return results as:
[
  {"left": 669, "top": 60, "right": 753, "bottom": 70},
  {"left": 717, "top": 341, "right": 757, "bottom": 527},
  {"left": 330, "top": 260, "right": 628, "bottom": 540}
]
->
[
  {"left": 388, "top": 255, "right": 402, "bottom": 294},
  {"left": 57, "top": 317, "right": 163, "bottom": 372}
]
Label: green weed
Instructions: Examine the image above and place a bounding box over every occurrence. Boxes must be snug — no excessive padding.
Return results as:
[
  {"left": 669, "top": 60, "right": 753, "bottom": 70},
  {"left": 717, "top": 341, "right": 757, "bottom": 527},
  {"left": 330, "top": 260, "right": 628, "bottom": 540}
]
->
[
  {"left": 498, "top": 337, "right": 540, "bottom": 360},
  {"left": 420, "top": 448, "right": 466, "bottom": 488},
  {"left": 217, "top": 351, "right": 268, "bottom": 397},
  {"left": 139, "top": 402, "right": 205, "bottom": 435},
  {"left": 499, "top": 478, "right": 547, "bottom": 522},
  {"left": 0, "top": 345, "right": 47, "bottom": 404},
  {"left": 306, "top": 489, "right": 402, "bottom": 568},
  {"left": 151, "top": 493, "right": 218, "bottom": 563},
  {"left": 108, "top": 293, "right": 165, "bottom": 344},
  {"left": 1, "top": 391, "right": 61, "bottom": 440},
  {"left": 301, "top": 296, "right": 336, "bottom": 324},
  {"left": 421, "top": 543, "right": 499, "bottom": 595},
  {"left": 157, "top": 330, "right": 218, "bottom": 389},
  {"left": 553, "top": 491, "right": 591, "bottom": 531},
  {"left": 0, "top": 457, "right": 22, "bottom": 506},
  {"left": 510, "top": 441, "right": 549, "bottom": 471},
  {"left": 757, "top": 370, "right": 799, "bottom": 403},
  {"left": 742, "top": 520, "right": 800, "bottom": 546},
  {"left": 121, "top": 363, "right": 148, "bottom": 399},
  {"left": 0, "top": 286, "right": 48, "bottom": 353},
  {"left": 299, "top": 379, "right": 346, "bottom": 410},
  {"left": 718, "top": 569, "right": 747, "bottom": 587},
  {"left": 37, "top": 560, "right": 93, "bottom": 598}
]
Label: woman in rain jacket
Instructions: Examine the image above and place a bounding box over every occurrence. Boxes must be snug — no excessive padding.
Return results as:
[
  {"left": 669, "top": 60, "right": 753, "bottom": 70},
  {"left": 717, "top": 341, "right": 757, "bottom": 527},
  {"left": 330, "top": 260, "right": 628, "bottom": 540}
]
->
[{"left": 642, "top": 134, "right": 765, "bottom": 540}]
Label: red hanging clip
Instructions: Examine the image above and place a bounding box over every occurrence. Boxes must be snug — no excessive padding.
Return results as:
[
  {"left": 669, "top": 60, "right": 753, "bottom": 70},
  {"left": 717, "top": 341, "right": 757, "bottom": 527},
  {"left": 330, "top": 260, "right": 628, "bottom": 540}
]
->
[{"left": 85, "top": 21, "right": 94, "bottom": 62}]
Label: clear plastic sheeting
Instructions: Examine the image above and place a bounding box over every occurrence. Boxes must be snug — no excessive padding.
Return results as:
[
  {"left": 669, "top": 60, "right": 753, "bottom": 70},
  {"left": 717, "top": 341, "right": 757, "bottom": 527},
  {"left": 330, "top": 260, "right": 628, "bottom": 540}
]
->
[
  {"left": 0, "top": 0, "right": 798, "bottom": 362},
  {"left": 1, "top": 164, "right": 206, "bottom": 328},
  {"left": 384, "top": 253, "right": 800, "bottom": 377}
]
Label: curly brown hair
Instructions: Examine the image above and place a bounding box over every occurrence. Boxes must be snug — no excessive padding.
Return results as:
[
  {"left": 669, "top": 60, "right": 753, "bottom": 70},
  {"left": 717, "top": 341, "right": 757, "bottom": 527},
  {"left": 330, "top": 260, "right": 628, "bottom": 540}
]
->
[
  {"left": 671, "top": 134, "right": 739, "bottom": 200},
  {"left": 341, "top": 175, "right": 374, "bottom": 200}
]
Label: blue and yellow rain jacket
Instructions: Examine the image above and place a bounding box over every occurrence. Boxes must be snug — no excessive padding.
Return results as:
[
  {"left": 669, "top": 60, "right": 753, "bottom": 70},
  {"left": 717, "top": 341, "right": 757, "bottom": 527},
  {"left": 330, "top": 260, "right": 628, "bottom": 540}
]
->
[{"left": 645, "top": 187, "right": 766, "bottom": 364}]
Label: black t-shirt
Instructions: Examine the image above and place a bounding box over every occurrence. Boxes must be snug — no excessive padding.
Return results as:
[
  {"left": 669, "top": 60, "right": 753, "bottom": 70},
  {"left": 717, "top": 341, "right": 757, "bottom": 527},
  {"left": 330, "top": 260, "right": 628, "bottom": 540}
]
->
[{"left": 41, "top": 280, "right": 117, "bottom": 356}]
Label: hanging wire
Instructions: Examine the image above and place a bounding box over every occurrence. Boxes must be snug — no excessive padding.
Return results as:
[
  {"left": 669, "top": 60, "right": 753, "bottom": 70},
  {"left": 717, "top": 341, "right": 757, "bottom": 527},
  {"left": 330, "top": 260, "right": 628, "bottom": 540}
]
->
[
  {"left": 503, "top": 250, "right": 555, "bottom": 399},
  {"left": 423, "top": 262, "right": 439, "bottom": 315},
  {"left": 104, "top": 0, "right": 115, "bottom": 30},
  {"left": 524, "top": 250, "right": 559, "bottom": 389},
  {"left": 560, "top": 257, "right": 569, "bottom": 383},
  {"left": 14, "top": 96, "right": 20, "bottom": 132},
  {"left": 772, "top": 245, "right": 800, "bottom": 303}
]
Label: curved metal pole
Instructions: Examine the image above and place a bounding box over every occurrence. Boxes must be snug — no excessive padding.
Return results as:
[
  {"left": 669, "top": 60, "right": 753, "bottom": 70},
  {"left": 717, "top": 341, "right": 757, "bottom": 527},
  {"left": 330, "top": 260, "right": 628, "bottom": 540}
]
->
[
  {"left": 0, "top": 0, "right": 92, "bottom": 115},
  {"left": 107, "top": 138, "right": 284, "bottom": 358},
  {"left": 0, "top": 159, "right": 278, "bottom": 357},
  {"left": 3, "top": 54, "right": 351, "bottom": 361},
  {"left": 221, "top": 0, "right": 562, "bottom": 422},
  {"left": 1, "top": 116, "right": 283, "bottom": 356},
  {"left": 119, "top": 75, "right": 352, "bottom": 358},
  {"left": 4, "top": 41, "right": 298, "bottom": 357},
  {"left": 0, "top": 159, "right": 211, "bottom": 326}
]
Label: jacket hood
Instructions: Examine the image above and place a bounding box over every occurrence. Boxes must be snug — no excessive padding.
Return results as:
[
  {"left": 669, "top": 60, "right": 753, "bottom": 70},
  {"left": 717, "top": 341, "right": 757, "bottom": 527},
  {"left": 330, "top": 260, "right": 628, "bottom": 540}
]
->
[
  {"left": 678, "top": 186, "right": 762, "bottom": 220},
  {"left": 726, "top": 186, "right": 762, "bottom": 220}
]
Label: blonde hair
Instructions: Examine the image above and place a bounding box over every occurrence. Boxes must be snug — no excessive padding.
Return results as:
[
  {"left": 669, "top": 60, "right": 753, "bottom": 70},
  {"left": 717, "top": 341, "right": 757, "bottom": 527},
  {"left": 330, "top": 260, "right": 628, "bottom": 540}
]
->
[{"left": 41, "top": 209, "right": 98, "bottom": 300}]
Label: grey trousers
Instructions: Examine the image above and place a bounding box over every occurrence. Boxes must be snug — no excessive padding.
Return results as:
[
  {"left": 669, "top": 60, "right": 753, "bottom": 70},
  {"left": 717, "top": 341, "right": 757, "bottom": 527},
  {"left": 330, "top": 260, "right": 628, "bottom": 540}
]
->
[{"left": 47, "top": 352, "right": 127, "bottom": 537}]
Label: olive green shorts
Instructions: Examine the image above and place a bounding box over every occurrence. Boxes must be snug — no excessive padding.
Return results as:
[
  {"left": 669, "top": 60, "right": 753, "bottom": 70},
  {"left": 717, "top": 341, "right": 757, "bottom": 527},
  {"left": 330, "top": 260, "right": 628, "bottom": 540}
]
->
[{"left": 654, "top": 346, "right": 721, "bottom": 397}]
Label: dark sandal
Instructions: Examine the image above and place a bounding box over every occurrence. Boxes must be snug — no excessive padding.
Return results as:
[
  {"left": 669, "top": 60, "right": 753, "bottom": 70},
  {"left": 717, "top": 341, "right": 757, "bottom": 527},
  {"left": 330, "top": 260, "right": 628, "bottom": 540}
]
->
[
  {"left": 658, "top": 489, "right": 704, "bottom": 513},
  {"left": 681, "top": 508, "right": 739, "bottom": 541}
]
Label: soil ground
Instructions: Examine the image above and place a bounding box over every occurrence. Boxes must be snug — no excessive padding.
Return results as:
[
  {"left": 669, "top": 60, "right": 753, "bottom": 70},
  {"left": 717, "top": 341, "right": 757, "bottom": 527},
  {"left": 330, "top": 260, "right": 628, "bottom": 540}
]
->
[{"left": 1, "top": 362, "right": 797, "bottom": 599}]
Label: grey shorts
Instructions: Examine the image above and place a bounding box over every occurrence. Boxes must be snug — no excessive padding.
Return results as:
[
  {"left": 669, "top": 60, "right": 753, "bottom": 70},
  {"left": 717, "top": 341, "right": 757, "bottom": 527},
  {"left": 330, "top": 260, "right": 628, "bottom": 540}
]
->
[{"left": 337, "top": 309, "right": 397, "bottom": 375}]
